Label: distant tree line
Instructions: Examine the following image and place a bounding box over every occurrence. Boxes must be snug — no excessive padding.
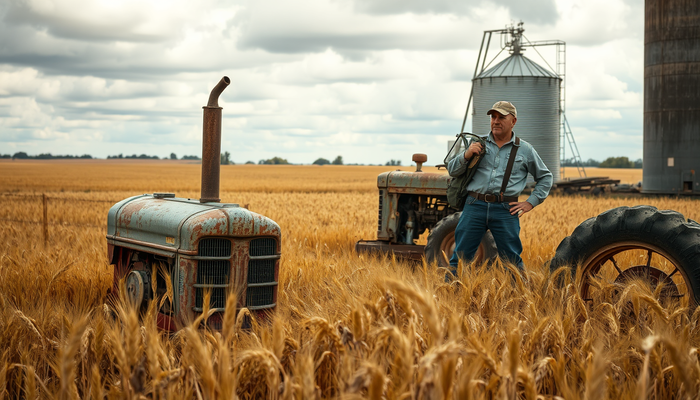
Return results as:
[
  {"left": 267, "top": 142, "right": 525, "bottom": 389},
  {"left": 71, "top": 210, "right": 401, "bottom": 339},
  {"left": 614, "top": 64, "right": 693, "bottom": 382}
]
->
[
  {"left": 312, "top": 156, "right": 343, "bottom": 165},
  {"left": 259, "top": 156, "right": 290, "bottom": 165},
  {"left": 107, "top": 154, "right": 160, "bottom": 159},
  {"left": 1, "top": 152, "right": 643, "bottom": 168},
  {"left": 3, "top": 152, "right": 93, "bottom": 160},
  {"left": 561, "top": 157, "right": 642, "bottom": 169}
]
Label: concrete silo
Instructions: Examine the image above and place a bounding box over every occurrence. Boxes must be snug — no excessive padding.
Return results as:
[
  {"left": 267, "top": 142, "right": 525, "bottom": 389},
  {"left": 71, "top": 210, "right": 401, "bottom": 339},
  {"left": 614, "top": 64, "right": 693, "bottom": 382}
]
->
[
  {"left": 469, "top": 24, "right": 563, "bottom": 182},
  {"left": 643, "top": 0, "right": 700, "bottom": 194}
]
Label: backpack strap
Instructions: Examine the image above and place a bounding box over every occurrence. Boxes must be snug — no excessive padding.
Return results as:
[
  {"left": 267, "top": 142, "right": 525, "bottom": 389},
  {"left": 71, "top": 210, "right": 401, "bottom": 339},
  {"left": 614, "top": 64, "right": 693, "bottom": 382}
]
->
[{"left": 499, "top": 137, "right": 520, "bottom": 202}]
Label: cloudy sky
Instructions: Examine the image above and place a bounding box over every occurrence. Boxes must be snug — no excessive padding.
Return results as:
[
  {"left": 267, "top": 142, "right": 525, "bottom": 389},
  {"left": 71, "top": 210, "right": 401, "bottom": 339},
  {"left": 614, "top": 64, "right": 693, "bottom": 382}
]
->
[{"left": 0, "top": 0, "right": 643, "bottom": 165}]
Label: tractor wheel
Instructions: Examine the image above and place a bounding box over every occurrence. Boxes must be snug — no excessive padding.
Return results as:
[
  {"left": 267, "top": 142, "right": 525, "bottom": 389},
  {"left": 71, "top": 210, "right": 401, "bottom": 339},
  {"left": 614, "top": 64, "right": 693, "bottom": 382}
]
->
[
  {"left": 425, "top": 212, "right": 497, "bottom": 269},
  {"left": 549, "top": 206, "right": 700, "bottom": 306}
]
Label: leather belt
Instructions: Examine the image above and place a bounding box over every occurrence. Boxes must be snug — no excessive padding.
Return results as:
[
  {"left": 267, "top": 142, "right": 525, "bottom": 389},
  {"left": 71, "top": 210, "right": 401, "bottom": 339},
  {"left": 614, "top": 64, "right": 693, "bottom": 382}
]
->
[{"left": 468, "top": 191, "right": 518, "bottom": 203}]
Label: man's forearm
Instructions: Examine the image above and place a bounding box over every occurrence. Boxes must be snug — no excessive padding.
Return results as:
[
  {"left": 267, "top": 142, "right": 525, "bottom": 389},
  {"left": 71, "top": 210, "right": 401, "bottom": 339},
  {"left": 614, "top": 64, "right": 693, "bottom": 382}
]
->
[{"left": 447, "top": 152, "right": 468, "bottom": 177}]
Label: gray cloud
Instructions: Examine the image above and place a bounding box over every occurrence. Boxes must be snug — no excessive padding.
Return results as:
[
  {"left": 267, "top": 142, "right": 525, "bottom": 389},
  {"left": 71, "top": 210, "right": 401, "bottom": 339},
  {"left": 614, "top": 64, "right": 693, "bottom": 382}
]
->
[
  {"left": 4, "top": 2, "right": 169, "bottom": 43},
  {"left": 352, "top": 0, "right": 558, "bottom": 25}
]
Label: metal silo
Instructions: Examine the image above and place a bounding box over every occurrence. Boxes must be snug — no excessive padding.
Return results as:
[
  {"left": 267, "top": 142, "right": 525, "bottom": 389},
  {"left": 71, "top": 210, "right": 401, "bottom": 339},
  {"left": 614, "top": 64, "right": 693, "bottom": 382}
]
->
[
  {"left": 643, "top": 0, "right": 700, "bottom": 194},
  {"left": 472, "top": 51, "right": 562, "bottom": 181}
]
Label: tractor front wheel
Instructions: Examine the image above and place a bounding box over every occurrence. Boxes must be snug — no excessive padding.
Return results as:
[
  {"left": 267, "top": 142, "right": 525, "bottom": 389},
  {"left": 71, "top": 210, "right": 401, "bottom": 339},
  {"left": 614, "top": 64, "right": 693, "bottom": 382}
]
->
[{"left": 425, "top": 212, "right": 497, "bottom": 269}]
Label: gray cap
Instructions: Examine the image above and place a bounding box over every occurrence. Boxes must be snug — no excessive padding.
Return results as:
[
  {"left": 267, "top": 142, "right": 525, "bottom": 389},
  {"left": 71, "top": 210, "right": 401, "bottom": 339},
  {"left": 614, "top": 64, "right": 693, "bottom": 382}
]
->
[{"left": 487, "top": 101, "right": 517, "bottom": 118}]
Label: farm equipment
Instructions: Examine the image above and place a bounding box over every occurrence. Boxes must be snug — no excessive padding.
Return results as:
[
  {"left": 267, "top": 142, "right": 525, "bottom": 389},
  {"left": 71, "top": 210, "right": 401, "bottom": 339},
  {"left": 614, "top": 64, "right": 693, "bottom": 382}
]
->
[
  {"left": 550, "top": 206, "right": 700, "bottom": 306},
  {"left": 356, "top": 153, "right": 496, "bottom": 268},
  {"left": 553, "top": 176, "right": 621, "bottom": 196},
  {"left": 106, "top": 77, "right": 281, "bottom": 331}
]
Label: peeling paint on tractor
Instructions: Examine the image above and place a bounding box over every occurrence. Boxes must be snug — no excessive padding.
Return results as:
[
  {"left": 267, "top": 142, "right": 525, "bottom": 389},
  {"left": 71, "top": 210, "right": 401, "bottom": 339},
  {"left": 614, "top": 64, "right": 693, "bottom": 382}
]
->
[
  {"left": 384, "top": 170, "right": 449, "bottom": 192},
  {"left": 106, "top": 194, "right": 282, "bottom": 331}
]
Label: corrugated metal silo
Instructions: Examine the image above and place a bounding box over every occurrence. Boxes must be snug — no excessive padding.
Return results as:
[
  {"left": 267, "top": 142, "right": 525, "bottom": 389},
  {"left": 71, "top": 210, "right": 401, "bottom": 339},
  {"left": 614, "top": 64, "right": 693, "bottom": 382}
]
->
[
  {"left": 643, "top": 0, "right": 700, "bottom": 194},
  {"left": 472, "top": 54, "right": 562, "bottom": 181}
]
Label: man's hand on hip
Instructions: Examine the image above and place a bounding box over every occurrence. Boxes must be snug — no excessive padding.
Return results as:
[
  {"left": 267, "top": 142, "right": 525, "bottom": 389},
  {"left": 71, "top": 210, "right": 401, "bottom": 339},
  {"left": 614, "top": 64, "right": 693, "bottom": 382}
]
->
[{"left": 508, "top": 201, "right": 533, "bottom": 217}]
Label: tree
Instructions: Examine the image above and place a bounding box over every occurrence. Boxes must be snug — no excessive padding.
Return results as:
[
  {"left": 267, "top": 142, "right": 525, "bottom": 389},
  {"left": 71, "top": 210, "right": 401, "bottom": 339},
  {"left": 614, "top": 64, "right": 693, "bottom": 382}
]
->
[
  {"left": 599, "top": 156, "right": 634, "bottom": 168},
  {"left": 313, "top": 158, "right": 330, "bottom": 165},
  {"left": 332, "top": 155, "right": 343, "bottom": 165},
  {"left": 385, "top": 159, "right": 402, "bottom": 166},
  {"left": 12, "top": 152, "right": 28, "bottom": 160},
  {"left": 170, "top": 153, "right": 177, "bottom": 160},
  {"left": 220, "top": 151, "right": 232, "bottom": 165},
  {"left": 259, "top": 157, "right": 289, "bottom": 165}
]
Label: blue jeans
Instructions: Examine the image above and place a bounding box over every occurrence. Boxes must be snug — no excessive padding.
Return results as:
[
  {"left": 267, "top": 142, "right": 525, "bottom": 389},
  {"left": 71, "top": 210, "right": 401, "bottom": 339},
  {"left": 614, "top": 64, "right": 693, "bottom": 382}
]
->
[{"left": 448, "top": 195, "right": 524, "bottom": 276}]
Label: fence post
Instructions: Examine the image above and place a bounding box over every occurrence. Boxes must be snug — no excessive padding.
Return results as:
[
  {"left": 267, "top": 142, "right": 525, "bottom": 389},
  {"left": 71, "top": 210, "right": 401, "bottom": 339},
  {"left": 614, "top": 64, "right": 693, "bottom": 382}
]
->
[{"left": 43, "top": 193, "right": 48, "bottom": 247}]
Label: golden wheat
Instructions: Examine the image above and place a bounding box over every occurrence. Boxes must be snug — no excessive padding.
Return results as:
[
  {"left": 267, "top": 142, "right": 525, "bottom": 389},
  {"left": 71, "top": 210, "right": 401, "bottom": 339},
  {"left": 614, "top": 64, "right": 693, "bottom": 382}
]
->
[{"left": 1, "top": 160, "right": 699, "bottom": 399}]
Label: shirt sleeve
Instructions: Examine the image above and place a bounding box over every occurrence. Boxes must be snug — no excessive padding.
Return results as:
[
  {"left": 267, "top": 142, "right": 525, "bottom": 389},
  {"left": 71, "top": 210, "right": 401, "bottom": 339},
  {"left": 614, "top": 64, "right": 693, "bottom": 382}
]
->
[
  {"left": 447, "top": 151, "right": 468, "bottom": 177},
  {"left": 525, "top": 146, "right": 553, "bottom": 207}
]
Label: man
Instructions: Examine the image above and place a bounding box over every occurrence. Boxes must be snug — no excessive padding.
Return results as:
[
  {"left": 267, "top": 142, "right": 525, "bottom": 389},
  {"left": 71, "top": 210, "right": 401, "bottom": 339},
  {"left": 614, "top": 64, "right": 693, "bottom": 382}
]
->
[{"left": 447, "top": 101, "right": 552, "bottom": 274}]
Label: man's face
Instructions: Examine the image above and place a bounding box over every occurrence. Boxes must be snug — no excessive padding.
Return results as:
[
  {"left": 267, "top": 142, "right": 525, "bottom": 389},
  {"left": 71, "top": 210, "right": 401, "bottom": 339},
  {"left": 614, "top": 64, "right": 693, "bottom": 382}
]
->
[{"left": 490, "top": 112, "right": 516, "bottom": 137}]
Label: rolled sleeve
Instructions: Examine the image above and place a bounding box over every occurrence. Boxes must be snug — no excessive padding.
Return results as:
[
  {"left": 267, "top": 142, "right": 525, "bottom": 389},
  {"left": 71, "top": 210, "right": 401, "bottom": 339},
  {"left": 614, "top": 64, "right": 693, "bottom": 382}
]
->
[{"left": 525, "top": 148, "right": 553, "bottom": 207}]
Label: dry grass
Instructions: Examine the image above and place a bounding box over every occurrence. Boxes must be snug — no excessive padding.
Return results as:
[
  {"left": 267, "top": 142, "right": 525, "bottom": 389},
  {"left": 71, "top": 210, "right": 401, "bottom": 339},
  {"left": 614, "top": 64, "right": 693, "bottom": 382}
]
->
[{"left": 1, "top": 160, "right": 699, "bottom": 399}]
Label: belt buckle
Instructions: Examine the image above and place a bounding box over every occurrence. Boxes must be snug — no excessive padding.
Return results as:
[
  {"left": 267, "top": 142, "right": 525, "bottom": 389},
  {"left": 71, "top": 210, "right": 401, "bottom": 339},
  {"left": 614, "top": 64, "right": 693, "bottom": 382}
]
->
[{"left": 484, "top": 194, "right": 498, "bottom": 203}]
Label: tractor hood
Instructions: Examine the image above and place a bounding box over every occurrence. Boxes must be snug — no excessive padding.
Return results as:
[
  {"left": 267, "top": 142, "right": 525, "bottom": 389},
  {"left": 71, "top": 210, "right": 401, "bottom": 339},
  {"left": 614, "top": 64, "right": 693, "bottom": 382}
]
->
[
  {"left": 106, "top": 194, "right": 281, "bottom": 257},
  {"left": 377, "top": 170, "right": 450, "bottom": 194}
]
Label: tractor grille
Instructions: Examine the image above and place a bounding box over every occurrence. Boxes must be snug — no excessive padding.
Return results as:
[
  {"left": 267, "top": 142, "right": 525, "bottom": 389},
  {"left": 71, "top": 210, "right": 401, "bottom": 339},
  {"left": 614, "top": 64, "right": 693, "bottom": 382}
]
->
[
  {"left": 195, "top": 238, "right": 231, "bottom": 311},
  {"left": 198, "top": 238, "right": 231, "bottom": 257},
  {"left": 248, "top": 259, "right": 275, "bottom": 284},
  {"left": 377, "top": 190, "right": 384, "bottom": 231},
  {"left": 246, "top": 237, "right": 278, "bottom": 309},
  {"left": 193, "top": 237, "right": 279, "bottom": 313},
  {"left": 250, "top": 238, "right": 276, "bottom": 256},
  {"left": 246, "top": 286, "right": 274, "bottom": 307},
  {"left": 195, "top": 287, "right": 227, "bottom": 309},
  {"left": 197, "top": 260, "right": 230, "bottom": 284}
]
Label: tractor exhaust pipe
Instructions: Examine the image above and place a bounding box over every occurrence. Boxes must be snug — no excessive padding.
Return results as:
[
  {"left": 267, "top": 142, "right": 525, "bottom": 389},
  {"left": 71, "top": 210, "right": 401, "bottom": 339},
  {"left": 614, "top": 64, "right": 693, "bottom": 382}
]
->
[{"left": 200, "top": 76, "right": 230, "bottom": 203}]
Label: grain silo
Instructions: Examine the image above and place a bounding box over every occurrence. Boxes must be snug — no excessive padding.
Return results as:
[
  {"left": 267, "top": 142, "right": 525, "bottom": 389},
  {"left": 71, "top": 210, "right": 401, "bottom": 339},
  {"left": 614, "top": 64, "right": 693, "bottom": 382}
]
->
[
  {"left": 470, "top": 24, "right": 563, "bottom": 182},
  {"left": 643, "top": 0, "right": 700, "bottom": 194}
]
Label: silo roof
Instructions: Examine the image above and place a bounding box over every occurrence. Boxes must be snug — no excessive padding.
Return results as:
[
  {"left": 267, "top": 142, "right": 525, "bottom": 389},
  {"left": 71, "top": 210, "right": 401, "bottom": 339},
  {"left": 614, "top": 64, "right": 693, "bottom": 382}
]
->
[{"left": 476, "top": 54, "right": 560, "bottom": 79}]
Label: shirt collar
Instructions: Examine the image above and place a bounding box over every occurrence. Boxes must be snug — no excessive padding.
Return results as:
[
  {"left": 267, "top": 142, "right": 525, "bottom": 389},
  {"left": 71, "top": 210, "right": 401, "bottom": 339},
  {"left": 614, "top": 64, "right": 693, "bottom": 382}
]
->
[{"left": 487, "top": 131, "right": 520, "bottom": 146}]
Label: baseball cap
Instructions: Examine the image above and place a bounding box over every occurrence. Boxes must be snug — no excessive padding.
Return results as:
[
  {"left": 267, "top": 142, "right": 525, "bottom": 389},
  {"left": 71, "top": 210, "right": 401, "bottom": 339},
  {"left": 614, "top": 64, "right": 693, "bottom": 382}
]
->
[{"left": 487, "top": 101, "right": 517, "bottom": 118}]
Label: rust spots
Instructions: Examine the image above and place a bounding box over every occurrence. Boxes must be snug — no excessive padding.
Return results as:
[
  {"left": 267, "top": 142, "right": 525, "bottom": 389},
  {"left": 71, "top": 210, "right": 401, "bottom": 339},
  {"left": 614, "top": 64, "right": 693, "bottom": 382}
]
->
[{"left": 385, "top": 171, "right": 449, "bottom": 193}]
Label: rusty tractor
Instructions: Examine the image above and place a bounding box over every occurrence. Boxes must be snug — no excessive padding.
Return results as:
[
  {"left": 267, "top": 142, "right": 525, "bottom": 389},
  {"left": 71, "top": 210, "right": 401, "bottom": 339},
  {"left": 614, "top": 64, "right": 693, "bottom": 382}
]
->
[
  {"left": 356, "top": 155, "right": 700, "bottom": 308},
  {"left": 106, "top": 77, "right": 281, "bottom": 330},
  {"left": 550, "top": 206, "right": 700, "bottom": 306},
  {"left": 356, "top": 153, "right": 497, "bottom": 268}
]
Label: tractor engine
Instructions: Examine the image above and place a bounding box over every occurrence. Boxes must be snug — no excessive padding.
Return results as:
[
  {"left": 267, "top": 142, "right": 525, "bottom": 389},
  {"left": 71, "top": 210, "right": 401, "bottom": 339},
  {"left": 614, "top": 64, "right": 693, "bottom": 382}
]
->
[{"left": 105, "top": 77, "right": 281, "bottom": 330}]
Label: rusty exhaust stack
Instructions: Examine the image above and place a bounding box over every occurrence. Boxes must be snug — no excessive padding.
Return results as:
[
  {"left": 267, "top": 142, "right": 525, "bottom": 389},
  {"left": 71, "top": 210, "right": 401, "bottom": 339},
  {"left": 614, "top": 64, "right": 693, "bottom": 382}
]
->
[{"left": 200, "top": 76, "right": 230, "bottom": 203}]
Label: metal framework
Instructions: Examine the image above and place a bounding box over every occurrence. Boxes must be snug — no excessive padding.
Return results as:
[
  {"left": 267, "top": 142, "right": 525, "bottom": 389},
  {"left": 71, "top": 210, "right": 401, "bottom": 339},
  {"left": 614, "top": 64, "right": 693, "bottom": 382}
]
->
[{"left": 460, "top": 22, "right": 586, "bottom": 179}]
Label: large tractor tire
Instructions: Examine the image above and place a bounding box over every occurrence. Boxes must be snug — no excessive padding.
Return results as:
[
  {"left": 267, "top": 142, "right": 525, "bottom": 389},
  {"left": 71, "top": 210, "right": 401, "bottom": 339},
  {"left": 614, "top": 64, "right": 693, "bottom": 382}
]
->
[
  {"left": 425, "top": 212, "right": 497, "bottom": 269},
  {"left": 549, "top": 206, "right": 700, "bottom": 306}
]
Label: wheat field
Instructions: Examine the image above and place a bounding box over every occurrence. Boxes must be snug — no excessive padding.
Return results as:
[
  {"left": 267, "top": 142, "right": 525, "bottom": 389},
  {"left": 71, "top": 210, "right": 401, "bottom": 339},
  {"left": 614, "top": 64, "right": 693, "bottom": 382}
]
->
[{"left": 1, "top": 159, "right": 699, "bottom": 399}]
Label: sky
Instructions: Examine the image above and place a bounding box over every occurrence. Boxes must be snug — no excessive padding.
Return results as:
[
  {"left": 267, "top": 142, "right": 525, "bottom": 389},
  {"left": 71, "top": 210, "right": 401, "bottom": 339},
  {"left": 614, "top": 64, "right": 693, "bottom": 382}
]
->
[{"left": 0, "top": 0, "right": 644, "bottom": 165}]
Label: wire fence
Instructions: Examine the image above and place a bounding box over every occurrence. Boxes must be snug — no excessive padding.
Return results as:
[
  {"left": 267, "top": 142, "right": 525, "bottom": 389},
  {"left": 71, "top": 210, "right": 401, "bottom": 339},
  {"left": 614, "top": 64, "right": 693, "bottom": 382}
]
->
[{"left": 0, "top": 193, "right": 120, "bottom": 245}]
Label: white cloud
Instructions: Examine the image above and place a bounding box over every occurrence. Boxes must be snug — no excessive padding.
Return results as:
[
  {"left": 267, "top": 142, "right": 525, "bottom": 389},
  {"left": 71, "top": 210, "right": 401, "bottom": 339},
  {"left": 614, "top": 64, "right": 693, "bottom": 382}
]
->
[{"left": 0, "top": 0, "right": 646, "bottom": 164}]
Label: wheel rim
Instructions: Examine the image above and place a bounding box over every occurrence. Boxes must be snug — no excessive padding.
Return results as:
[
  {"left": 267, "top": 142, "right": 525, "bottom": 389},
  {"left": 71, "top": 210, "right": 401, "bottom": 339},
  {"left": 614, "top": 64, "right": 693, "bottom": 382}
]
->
[
  {"left": 578, "top": 241, "right": 693, "bottom": 306},
  {"left": 440, "top": 232, "right": 456, "bottom": 262},
  {"left": 439, "top": 231, "right": 486, "bottom": 266}
]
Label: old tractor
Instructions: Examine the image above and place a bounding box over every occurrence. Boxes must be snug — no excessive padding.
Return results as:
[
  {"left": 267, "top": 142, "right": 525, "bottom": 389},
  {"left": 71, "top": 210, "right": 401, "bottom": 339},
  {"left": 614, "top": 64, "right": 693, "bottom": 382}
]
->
[
  {"left": 106, "top": 77, "right": 281, "bottom": 330},
  {"left": 356, "top": 153, "right": 496, "bottom": 268},
  {"left": 356, "top": 153, "right": 700, "bottom": 308},
  {"left": 550, "top": 206, "right": 700, "bottom": 306}
]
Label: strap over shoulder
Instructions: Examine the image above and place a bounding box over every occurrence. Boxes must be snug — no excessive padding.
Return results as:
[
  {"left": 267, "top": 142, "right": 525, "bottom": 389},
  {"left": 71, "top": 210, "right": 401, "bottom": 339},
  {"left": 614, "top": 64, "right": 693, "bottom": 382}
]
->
[{"left": 499, "top": 137, "right": 520, "bottom": 200}]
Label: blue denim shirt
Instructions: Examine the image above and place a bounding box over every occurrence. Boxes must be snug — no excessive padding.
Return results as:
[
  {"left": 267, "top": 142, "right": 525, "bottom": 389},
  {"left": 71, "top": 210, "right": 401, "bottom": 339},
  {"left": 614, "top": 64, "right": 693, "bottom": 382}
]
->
[{"left": 447, "top": 132, "right": 553, "bottom": 207}]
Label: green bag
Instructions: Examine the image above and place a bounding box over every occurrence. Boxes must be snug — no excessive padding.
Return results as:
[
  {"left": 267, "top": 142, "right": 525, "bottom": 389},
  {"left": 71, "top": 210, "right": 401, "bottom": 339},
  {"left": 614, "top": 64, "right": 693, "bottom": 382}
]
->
[{"left": 445, "top": 133, "right": 486, "bottom": 209}]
